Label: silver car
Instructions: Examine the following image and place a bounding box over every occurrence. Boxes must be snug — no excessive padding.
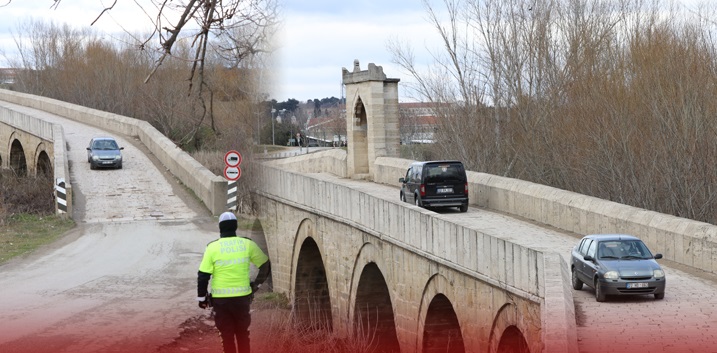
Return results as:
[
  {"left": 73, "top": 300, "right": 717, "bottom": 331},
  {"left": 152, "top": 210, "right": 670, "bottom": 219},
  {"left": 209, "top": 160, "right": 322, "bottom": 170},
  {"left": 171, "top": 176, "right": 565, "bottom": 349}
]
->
[
  {"left": 570, "top": 234, "right": 666, "bottom": 302},
  {"left": 86, "top": 137, "right": 124, "bottom": 169}
]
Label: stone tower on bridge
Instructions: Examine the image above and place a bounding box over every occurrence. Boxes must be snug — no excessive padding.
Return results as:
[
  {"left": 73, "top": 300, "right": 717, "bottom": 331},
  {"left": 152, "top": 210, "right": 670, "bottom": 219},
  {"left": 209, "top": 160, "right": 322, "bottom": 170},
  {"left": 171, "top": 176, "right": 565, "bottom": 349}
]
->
[{"left": 342, "top": 60, "right": 400, "bottom": 179}]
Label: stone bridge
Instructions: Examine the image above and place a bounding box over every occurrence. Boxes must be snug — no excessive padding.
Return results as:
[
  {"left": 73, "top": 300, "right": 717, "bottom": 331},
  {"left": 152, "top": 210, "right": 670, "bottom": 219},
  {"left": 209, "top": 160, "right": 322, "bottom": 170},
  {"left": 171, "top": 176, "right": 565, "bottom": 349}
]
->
[
  {"left": 2, "top": 61, "right": 717, "bottom": 352},
  {"left": 254, "top": 160, "right": 571, "bottom": 353}
]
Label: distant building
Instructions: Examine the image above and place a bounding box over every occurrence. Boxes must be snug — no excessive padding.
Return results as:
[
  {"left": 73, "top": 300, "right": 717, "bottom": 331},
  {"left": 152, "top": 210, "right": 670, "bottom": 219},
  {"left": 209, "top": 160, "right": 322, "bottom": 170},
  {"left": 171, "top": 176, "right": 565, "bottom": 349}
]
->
[
  {"left": 399, "top": 102, "right": 440, "bottom": 144},
  {"left": 305, "top": 115, "right": 346, "bottom": 147},
  {"left": 399, "top": 102, "right": 437, "bottom": 118},
  {"left": 0, "top": 68, "right": 17, "bottom": 85}
]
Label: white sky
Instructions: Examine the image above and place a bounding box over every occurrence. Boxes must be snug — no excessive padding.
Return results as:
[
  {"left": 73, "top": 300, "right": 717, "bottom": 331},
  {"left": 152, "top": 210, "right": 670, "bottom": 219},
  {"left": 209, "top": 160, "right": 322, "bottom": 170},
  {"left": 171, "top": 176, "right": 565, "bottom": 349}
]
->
[
  {"left": 0, "top": 0, "right": 709, "bottom": 103},
  {"left": 275, "top": 0, "right": 438, "bottom": 102},
  {"left": 0, "top": 0, "right": 439, "bottom": 103}
]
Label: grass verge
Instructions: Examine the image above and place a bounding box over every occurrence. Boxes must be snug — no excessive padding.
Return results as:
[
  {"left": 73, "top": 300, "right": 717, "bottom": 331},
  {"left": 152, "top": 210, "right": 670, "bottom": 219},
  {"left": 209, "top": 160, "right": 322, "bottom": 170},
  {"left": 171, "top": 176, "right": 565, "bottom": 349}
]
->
[{"left": 0, "top": 214, "right": 75, "bottom": 264}]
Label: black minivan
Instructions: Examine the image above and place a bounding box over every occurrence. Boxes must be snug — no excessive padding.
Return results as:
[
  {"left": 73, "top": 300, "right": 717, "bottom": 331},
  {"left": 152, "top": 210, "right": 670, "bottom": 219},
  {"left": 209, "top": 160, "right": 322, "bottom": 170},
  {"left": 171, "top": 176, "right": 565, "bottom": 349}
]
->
[{"left": 399, "top": 160, "right": 469, "bottom": 212}]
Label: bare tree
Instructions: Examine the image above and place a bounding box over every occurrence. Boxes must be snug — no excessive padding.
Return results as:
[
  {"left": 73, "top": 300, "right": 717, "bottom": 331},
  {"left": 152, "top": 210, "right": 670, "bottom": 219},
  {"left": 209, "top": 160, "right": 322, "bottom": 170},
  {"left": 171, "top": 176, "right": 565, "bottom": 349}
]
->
[
  {"left": 5, "top": 0, "right": 278, "bottom": 146},
  {"left": 390, "top": 0, "right": 717, "bottom": 224}
]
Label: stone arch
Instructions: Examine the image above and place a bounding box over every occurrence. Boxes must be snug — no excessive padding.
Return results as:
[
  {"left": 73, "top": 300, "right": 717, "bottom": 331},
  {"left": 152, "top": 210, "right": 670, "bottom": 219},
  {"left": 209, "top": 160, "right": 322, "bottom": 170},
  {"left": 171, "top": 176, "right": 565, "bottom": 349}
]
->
[
  {"left": 291, "top": 218, "right": 333, "bottom": 332},
  {"left": 488, "top": 303, "right": 531, "bottom": 353},
  {"left": 349, "top": 242, "right": 400, "bottom": 352},
  {"left": 496, "top": 326, "right": 529, "bottom": 353},
  {"left": 417, "top": 274, "right": 465, "bottom": 353},
  {"left": 9, "top": 138, "right": 27, "bottom": 176},
  {"left": 35, "top": 144, "right": 52, "bottom": 177},
  {"left": 351, "top": 96, "right": 369, "bottom": 175}
]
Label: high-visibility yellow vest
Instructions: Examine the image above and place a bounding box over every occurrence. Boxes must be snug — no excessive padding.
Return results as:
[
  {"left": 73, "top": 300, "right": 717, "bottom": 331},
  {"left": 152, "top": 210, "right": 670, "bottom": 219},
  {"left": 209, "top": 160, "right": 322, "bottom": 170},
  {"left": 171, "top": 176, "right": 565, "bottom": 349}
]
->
[{"left": 199, "top": 237, "right": 269, "bottom": 298}]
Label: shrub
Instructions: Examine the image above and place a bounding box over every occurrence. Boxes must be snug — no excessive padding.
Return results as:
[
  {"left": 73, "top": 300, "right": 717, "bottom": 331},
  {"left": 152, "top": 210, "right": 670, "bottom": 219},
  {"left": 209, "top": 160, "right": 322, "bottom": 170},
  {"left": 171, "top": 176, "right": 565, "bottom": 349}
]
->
[{"left": 0, "top": 170, "right": 55, "bottom": 222}]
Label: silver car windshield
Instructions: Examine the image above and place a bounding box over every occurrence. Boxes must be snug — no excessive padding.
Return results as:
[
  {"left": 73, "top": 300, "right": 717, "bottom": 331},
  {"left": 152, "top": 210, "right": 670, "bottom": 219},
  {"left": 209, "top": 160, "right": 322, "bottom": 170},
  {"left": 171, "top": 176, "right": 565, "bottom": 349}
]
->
[
  {"left": 598, "top": 240, "right": 652, "bottom": 259},
  {"left": 93, "top": 140, "right": 119, "bottom": 150}
]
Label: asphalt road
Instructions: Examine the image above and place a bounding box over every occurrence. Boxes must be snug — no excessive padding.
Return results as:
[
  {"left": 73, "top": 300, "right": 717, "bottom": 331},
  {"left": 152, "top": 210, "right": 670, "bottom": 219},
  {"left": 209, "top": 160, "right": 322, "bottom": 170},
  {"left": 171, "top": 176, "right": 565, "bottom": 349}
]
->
[{"left": 0, "top": 101, "right": 219, "bottom": 353}]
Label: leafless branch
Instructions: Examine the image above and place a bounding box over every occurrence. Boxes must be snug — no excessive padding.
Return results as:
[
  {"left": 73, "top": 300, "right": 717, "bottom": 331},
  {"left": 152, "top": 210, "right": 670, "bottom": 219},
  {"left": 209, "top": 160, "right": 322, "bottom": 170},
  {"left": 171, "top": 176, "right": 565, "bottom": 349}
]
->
[{"left": 90, "top": 0, "right": 117, "bottom": 26}]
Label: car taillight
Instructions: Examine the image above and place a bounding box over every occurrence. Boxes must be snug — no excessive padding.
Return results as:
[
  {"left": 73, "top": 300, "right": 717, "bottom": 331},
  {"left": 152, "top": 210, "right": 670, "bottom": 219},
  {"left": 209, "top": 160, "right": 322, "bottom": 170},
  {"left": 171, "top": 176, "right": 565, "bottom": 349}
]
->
[
  {"left": 420, "top": 184, "right": 426, "bottom": 197},
  {"left": 465, "top": 182, "right": 468, "bottom": 195}
]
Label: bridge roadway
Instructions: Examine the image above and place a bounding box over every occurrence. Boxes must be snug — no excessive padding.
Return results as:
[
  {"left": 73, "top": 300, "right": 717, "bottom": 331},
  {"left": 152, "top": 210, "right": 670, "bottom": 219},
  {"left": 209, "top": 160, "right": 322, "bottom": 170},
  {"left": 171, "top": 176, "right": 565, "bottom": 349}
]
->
[
  {"left": 1, "top": 99, "right": 717, "bottom": 352},
  {"left": 0, "top": 101, "right": 214, "bottom": 353},
  {"left": 295, "top": 171, "right": 717, "bottom": 352}
]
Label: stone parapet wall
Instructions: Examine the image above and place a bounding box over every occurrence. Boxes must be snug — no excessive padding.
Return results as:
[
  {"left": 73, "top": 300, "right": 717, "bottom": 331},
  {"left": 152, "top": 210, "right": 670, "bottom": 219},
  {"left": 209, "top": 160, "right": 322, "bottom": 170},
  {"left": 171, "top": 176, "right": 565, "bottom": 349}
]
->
[
  {"left": 371, "top": 156, "right": 717, "bottom": 275},
  {"left": 472, "top": 173, "right": 717, "bottom": 273},
  {"left": 264, "top": 148, "right": 347, "bottom": 177},
  {"left": 0, "top": 107, "right": 54, "bottom": 140},
  {"left": 257, "top": 163, "right": 545, "bottom": 297}
]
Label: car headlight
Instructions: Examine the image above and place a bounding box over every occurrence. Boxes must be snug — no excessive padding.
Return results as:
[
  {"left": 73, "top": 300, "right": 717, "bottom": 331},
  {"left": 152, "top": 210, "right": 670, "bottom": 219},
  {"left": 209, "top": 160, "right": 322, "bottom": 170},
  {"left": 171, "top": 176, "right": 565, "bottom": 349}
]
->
[
  {"left": 115, "top": 155, "right": 122, "bottom": 160},
  {"left": 92, "top": 155, "right": 99, "bottom": 161},
  {"left": 603, "top": 271, "right": 619, "bottom": 280},
  {"left": 653, "top": 269, "right": 665, "bottom": 278}
]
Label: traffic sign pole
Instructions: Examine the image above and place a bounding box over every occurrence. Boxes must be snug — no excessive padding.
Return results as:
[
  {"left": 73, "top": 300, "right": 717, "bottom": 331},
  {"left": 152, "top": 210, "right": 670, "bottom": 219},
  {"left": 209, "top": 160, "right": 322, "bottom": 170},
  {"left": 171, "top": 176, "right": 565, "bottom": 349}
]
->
[{"left": 224, "top": 150, "right": 242, "bottom": 210}]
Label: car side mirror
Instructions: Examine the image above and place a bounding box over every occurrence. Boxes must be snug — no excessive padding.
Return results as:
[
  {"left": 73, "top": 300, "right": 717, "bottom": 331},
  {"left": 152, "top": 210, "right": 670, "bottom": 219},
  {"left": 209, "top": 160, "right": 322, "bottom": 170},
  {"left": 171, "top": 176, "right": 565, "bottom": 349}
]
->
[
  {"left": 654, "top": 254, "right": 663, "bottom": 259},
  {"left": 399, "top": 178, "right": 405, "bottom": 183},
  {"left": 120, "top": 147, "right": 124, "bottom": 150},
  {"left": 584, "top": 255, "right": 595, "bottom": 262},
  {"left": 86, "top": 147, "right": 91, "bottom": 151}
]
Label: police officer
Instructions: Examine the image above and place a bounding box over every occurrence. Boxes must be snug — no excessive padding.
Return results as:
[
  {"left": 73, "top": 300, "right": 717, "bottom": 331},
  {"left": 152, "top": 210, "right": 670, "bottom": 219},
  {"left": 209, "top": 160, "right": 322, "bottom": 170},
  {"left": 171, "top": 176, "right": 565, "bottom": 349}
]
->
[{"left": 197, "top": 211, "right": 271, "bottom": 353}]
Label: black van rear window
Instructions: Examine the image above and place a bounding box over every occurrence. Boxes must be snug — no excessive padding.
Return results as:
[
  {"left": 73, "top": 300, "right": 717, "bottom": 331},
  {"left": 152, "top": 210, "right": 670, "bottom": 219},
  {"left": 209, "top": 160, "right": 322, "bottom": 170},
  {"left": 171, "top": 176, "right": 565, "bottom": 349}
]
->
[{"left": 424, "top": 163, "right": 465, "bottom": 183}]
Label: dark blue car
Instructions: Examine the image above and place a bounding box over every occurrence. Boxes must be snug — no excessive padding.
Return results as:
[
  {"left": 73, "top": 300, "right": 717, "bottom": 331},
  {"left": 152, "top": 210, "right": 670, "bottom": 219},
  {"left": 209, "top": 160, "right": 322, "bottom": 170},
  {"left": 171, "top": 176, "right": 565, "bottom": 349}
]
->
[{"left": 399, "top": 160, "right": 469, "bottom": 212}]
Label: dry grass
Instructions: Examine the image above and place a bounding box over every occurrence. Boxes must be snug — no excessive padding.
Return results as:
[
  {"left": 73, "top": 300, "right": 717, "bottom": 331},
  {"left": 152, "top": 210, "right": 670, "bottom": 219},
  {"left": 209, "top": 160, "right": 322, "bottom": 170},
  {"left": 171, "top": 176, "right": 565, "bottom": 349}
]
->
[
  {"left": 0, "top": 171, "right": 56, "bottom": 217},
  {"left": 250, "top": 292, "right": 379, "bottom": 353},
  {"left": 190, "top": 150, "right": 226, "bottom": 176},
  {"left": 252, "top": 307, "right": 377, "bottom": 353},
  {"left": 163, "top": 291, "right": 382, "bottom": 353}
]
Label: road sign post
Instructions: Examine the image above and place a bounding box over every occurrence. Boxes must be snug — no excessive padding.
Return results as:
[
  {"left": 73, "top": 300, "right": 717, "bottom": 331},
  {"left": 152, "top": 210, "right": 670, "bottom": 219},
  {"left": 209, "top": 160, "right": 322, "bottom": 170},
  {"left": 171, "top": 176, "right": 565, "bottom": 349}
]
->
[
  {"left": 223, "top": 150, "right": 242, "bottom": 182},
  {"left": 224, "top": 150, "right": 242, "bottom": 211}
]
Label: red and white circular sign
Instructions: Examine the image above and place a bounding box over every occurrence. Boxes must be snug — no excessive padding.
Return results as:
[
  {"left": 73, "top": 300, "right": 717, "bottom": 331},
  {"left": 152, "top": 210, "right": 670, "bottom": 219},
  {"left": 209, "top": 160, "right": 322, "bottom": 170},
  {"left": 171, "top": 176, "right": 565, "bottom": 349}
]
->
[
  {"left": 224, "top": 150, "right": 242, "bottom": 167},
  {"left": 224, "top": 166, "right": 242, "bottom": 181}
]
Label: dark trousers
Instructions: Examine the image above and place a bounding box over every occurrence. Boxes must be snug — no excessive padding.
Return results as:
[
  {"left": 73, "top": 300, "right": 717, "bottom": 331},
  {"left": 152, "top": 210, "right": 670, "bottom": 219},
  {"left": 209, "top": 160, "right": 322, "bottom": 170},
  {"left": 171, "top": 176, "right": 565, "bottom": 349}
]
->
[{"left": 213, "top": 295, "right": 252, "bottom": 353}]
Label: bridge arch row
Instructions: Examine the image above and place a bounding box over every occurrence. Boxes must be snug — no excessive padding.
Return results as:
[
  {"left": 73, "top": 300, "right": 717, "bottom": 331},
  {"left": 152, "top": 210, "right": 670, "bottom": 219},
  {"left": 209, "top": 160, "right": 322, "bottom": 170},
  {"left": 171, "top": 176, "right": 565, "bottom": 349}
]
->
[
  {"left": 261, "top": 200, "right": 540, "bottom": 353},
  {"left": 0, "top": 128, "right": 54, "bottom": 177}
]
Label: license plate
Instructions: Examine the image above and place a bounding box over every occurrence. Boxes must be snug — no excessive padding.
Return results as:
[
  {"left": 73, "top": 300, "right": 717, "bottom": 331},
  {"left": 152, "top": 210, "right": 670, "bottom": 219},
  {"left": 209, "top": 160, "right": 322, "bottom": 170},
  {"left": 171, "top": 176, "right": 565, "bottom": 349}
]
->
[
  {"left": 437, "top": 188, "right": 453, "bottom": 194},
  {"left": 627, "top": 282, "right": 648, "bottom": 289}
]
